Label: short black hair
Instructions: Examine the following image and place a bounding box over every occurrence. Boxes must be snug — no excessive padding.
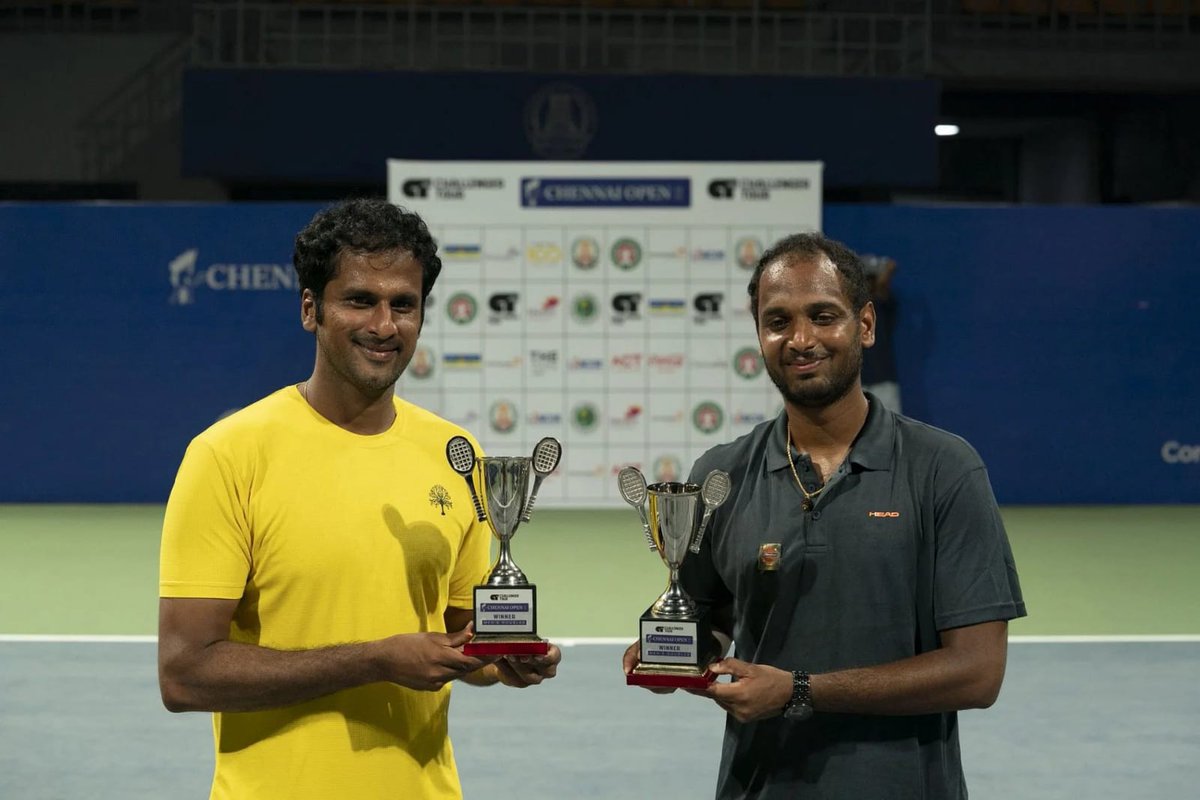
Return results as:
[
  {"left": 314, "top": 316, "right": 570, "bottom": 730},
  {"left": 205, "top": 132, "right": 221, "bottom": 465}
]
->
[
  {"left": 747, "top": 232, "right": 869, "bottom": 321},
  {"left": 293, "top": 198, "right": 441, "bottom": 317}
]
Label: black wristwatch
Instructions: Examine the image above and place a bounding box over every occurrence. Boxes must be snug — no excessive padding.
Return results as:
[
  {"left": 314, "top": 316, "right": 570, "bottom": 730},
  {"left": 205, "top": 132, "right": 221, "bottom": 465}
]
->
[{"left": 782, "top": 670, "right": 813, "bottom": 721}]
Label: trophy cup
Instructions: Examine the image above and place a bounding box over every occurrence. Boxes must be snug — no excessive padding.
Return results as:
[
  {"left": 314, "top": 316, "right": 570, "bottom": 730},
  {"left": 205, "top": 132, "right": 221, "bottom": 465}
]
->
[
  {"left": 619, "top": 467, "right": 732, "bottom": 688},
  {"left": 446, "top": 435, "right": 561, "bottom": 656}
]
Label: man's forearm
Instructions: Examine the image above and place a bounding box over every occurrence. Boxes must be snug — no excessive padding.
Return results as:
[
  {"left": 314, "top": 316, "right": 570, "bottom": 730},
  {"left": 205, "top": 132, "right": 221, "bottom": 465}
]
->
[
  {"left": 160, "top": 639, "right": 386, "bottom": 713},
  {"left": 810, "top": 622, "right": 1008, "bottom": 715},
  {"left": 811, "top": 650, "right": 996, "bottom": 715}
]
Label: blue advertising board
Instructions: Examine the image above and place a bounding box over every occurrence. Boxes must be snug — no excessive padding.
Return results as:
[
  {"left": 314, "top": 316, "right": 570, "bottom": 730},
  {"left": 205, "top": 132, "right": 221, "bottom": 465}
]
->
[
  {"left": 0, "top": 204, "right": 320, "bottom": 502},
  {"left": 0, "top": 202, "right": 1196, "bottom": 504}
]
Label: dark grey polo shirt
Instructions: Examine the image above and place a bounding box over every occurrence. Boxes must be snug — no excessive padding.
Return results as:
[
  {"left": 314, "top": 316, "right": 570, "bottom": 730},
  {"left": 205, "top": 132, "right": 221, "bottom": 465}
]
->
[{"left": 682, "top": 394, "right": 1026, "bottom": 800}]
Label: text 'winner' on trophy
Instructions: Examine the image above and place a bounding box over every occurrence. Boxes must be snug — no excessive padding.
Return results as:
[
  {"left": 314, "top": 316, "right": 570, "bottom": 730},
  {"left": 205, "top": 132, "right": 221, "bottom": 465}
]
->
[
  {"left": 446, "top": 434, "right": 562, "bottom": 657},
  {"left": 618, "top": 466, "right": 732, "bottom": 688}
]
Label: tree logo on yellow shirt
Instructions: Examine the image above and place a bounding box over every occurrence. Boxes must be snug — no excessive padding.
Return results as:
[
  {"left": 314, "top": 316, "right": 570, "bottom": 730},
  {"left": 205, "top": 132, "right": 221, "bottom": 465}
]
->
[{"left": 429, "top": 485, "right": 453, "bottom": 515}]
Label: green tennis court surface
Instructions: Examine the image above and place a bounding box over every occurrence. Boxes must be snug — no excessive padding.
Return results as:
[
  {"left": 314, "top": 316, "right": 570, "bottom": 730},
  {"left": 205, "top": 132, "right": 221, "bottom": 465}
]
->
[{"left": 2, "top": 504, "right": 1197, "bottom": 636}]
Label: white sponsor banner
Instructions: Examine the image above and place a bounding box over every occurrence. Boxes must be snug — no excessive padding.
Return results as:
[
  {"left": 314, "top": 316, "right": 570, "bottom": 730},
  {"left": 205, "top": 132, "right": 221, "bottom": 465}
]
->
[{"left": 389, "top": 161, "right": 822, "bottom": 507}]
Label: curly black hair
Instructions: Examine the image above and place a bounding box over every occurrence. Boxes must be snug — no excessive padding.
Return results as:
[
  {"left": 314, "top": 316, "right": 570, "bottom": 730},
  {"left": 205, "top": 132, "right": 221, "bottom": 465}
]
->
[
  {"left": 293, "top": 198, "right": 442, "bottom": 320},
  {"left": 747, "top": 232, "right": 869, "bottom": 322}
]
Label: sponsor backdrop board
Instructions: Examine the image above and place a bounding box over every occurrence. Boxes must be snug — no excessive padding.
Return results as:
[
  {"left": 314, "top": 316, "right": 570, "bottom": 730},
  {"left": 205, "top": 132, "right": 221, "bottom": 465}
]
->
[{"left": 386, "top": 161, "right": 823, "bottom": 506}]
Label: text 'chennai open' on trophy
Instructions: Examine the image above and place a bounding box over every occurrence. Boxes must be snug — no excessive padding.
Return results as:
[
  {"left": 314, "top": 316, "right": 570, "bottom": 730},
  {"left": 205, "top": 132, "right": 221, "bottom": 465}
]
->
[
  {"left": 446, "top": 435, "right": 561, "bottom": 656},
  {"left": 618, "top": 466, "right": 731, "bottom": 688}
]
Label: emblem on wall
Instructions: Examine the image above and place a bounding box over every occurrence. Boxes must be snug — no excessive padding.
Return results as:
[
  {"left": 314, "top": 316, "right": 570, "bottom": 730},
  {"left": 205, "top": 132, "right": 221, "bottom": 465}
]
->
[{"left": 524, "top": 82, "right": 598, "bottom": 159}]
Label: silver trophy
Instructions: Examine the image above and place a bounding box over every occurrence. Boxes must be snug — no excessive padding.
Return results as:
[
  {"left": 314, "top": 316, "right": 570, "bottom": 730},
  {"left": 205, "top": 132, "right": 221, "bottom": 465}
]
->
[
  {"left": 446, "top": 435, "right": 561, "bottom": 655},
  {"left": 619, "top": 466, "right": 731, "bottom": 687}
]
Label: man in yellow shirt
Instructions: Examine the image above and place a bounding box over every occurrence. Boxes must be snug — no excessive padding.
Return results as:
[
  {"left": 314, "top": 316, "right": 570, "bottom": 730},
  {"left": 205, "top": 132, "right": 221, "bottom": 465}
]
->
[{"left": 158, "top": 198, "right": 561, "bottom": 800}]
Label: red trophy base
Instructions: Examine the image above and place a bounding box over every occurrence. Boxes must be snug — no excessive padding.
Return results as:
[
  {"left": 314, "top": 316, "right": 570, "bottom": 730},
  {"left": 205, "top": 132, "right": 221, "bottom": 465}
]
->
[
  {"left": 464, "top": 636, "right": 550, "bottom": 657},
  {"left": 626, "top": 662, "right": 716, "bottom": 689}
]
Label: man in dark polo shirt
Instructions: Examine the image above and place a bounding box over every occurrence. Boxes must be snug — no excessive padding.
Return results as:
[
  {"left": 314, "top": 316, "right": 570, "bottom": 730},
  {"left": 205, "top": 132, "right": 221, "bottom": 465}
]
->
[{"left": 623, "top": 232, "right": 1025, "bottom": 799}]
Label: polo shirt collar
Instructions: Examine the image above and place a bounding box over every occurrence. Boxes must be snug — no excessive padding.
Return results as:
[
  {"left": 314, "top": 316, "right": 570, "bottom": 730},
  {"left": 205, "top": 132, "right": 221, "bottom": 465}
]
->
[{"left": 765, "top": 392, "right": 894, "bottom": 474}]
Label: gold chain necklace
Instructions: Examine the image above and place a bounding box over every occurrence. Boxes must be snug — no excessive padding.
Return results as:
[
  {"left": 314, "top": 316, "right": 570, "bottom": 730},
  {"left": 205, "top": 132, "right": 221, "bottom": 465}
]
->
[{"left": 785, "top": 430, "right": 824, "bottom": 512}]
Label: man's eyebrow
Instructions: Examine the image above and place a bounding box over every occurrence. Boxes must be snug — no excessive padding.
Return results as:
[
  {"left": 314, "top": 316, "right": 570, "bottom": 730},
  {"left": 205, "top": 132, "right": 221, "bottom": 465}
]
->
[{"left": 760, "top": 300, "right": 845, "bottom": 315}]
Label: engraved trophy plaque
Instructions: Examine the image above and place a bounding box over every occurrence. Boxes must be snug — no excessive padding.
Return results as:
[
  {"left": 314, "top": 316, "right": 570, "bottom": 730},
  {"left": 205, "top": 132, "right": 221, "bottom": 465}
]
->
[
  {"left": 446, "top": 435, "right": 561, "bottom": 656},
  {"left": 620, "top": 467, "right": 731, "bottom": 688}
]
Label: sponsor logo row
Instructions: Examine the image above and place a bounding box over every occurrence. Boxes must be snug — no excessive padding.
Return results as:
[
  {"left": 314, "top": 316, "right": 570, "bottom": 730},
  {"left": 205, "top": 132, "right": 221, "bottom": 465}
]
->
[
  {"left": 441, "top": 291, "right": 745, "bottom": 325},
  {"left": 440, "top": 236, "right": 764, "bottom": 271},
  {"left": 401, "top": 175, "right": 811, "bottom": 207},
  {"left": 477, "top": 400, "right": 768, "bottom": 436},
  {"left": 408, "top": 347, "right": 764, "bottom": 380}
]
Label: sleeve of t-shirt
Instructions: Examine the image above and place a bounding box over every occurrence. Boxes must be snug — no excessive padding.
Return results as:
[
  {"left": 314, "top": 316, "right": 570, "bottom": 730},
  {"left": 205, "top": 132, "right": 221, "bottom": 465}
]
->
[
  {"left": 446, "top": 434, "right": 491, "bottom": 609},
  {"left": 447, "top": 514, "right": 489, "bottom": 610},
  {"left": 932, "top": 464, "right": 1027, "bottom": 631},
  {"left": 159, "top": 438, "right": 252, "bottom": 600}
]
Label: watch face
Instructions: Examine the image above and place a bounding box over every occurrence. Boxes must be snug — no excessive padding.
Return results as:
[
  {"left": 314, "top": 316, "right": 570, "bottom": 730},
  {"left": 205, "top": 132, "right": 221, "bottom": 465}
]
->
[{"left": 784, "top": 702, "right": 813, "bottom": 721}]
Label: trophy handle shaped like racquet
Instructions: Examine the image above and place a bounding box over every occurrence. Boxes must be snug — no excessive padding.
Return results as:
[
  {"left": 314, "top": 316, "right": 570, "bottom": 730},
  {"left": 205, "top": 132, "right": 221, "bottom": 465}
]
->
[
  {"left": 620, "top": 467, "right": 732, "bottom": 688},
  {"left": 446, "top": 435, "right": 560, "bottom": 656}
]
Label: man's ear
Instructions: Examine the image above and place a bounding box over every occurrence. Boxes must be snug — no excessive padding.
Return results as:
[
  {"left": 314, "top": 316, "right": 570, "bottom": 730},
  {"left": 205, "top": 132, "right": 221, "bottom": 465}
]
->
[
  {"left": 860, "top": 300, "right": 877, "bottom": 348},
  {"left": 301, "top": 289, "right": 318, "bottom": 332}
]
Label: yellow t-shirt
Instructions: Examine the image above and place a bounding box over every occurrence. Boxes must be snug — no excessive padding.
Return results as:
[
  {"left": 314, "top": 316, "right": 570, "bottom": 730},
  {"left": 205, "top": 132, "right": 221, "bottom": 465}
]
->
[{"left": 160, "top": 387, "right": 491, "bottom": 800}]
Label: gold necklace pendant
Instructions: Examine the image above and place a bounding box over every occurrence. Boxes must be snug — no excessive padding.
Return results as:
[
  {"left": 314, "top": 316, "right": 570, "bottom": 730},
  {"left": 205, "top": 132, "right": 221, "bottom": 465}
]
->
[{"left": 786, "top": 429, "right": 824, "bottom": 512}]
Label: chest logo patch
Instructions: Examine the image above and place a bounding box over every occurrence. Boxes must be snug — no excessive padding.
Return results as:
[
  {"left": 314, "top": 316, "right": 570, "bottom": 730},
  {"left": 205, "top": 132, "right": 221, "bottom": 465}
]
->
[
  {"left": 867, "top": 511, "right": 900, "bottom": 518},
  {"left": 429, "top": 485, "right": 454, "bottom": 515},
  {"left": 758, "top": 542, "right": 782, "bottom": 572}
]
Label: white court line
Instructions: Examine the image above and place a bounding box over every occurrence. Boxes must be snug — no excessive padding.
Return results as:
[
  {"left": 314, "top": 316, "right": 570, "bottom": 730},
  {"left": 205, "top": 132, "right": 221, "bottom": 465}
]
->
[
  {"left": 2, "top": 634, "right": 1199, "bottom": 644},
  {"left": 0, "top": 634, "right": 157, "bottom": 643},
  {"left": 1009, "top": 634, "right": 1200, "bottom": 643}
]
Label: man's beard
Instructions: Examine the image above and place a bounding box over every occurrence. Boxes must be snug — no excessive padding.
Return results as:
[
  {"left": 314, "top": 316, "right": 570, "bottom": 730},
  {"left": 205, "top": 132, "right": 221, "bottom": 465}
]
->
[{"left": 765, "top": 341, "right": 863, "bottom": 410}]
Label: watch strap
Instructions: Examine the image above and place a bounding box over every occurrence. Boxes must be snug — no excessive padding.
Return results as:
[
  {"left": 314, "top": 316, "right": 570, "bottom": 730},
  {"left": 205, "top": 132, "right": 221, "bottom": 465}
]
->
[{"left": 784, "top": 669, "right": 811, "bottom": 713}]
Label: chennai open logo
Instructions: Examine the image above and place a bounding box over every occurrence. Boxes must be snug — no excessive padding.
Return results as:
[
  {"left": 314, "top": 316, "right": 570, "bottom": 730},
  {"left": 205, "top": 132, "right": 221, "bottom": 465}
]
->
[
  {"left": 446, "top": 292, "right": 478, "bottom": 325},
  {"left": 167, "top": 248, "right": 296, "bottom": 305}
]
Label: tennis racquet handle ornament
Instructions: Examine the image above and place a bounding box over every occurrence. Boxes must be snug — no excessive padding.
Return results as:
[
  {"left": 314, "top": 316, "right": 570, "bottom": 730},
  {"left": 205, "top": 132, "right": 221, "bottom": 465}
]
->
[{"left": 446, "top": 435, "right": 561, "bottom": 656}]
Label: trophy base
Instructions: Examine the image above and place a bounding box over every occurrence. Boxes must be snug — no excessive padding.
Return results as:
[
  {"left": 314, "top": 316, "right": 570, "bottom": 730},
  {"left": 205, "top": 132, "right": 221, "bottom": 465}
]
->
[
  {"left": 626, "top": 662, "right": 716, "bottom": 689},
  {"left": 634, "top": 603, "right": 718, "bottom": 688},
  {"left": 464, "top": 635, "right": 550, "bottom": 657}
]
